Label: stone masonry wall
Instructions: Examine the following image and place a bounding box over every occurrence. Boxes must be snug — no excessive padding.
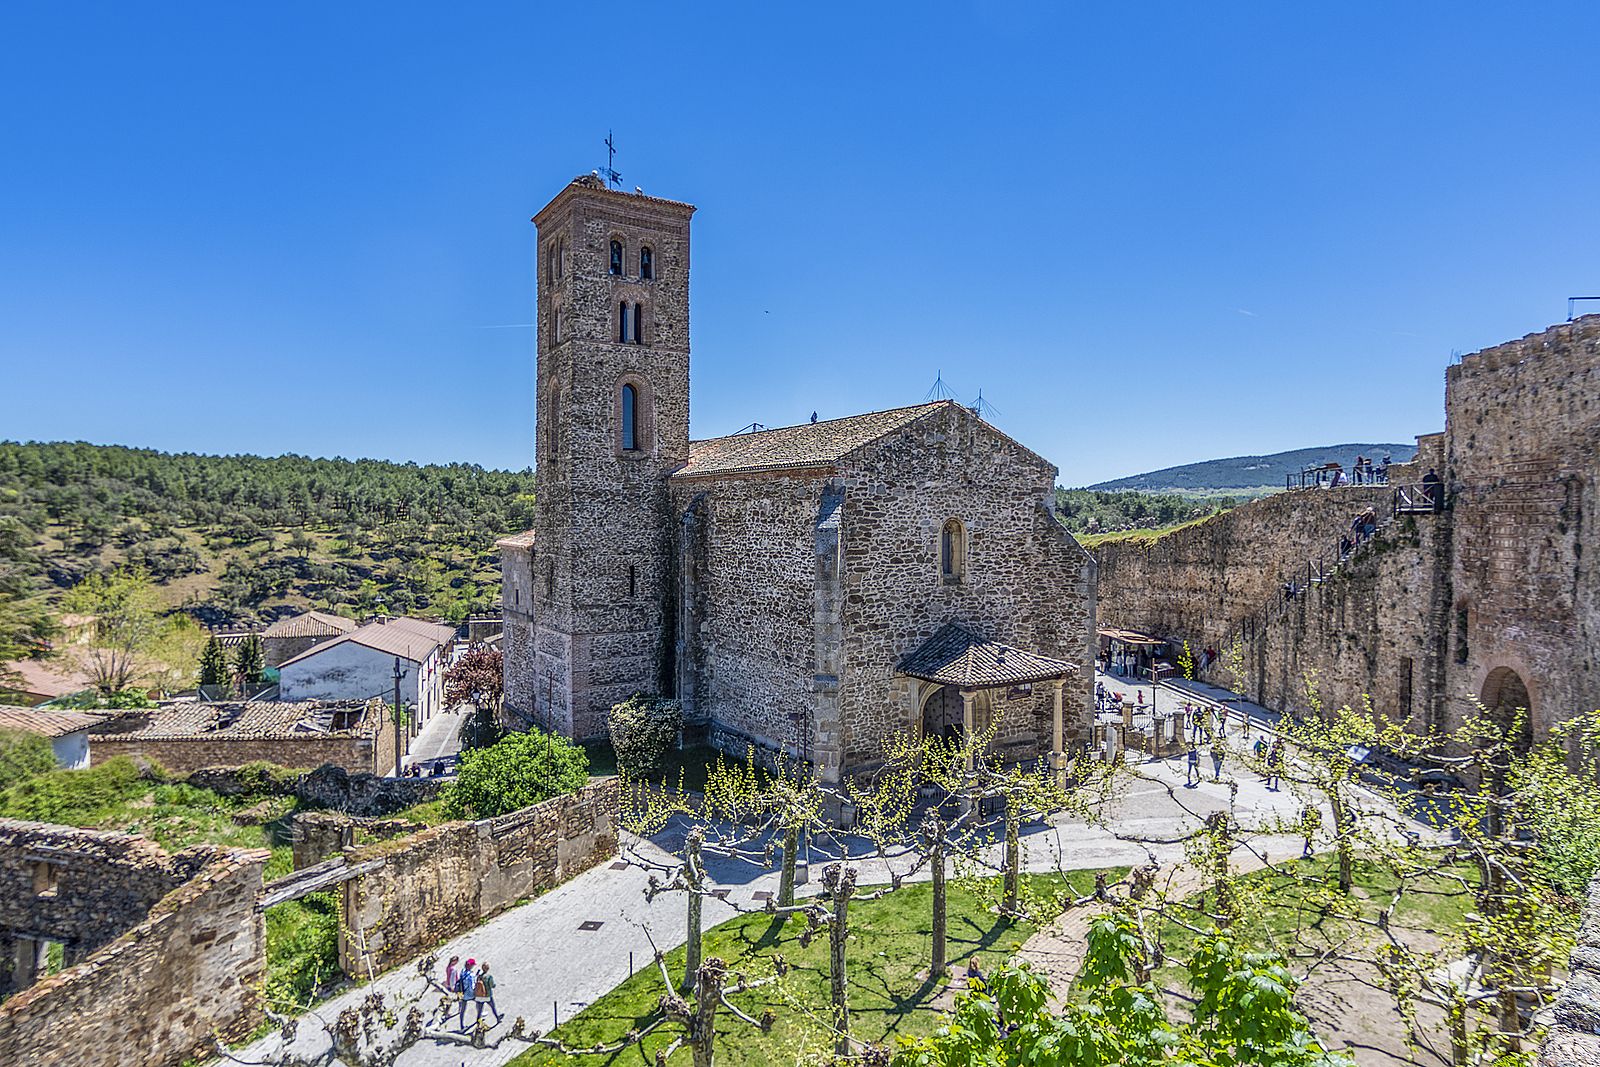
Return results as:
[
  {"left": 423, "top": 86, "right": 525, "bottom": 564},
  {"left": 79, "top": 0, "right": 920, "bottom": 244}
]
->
[
  {"left": 669, "top": 472, "right": 828, "bottom": 761},
  {"left": 338, "top": 779, "right": 618, "bottom": 975},
  {"left": 1539, "top": 872, "right": 1600, "bottom": 1066},
  {"left": 0, "top": 823, "right": 267, "bottom": 1067},
  {"left": 1444, "top": 316, "right": 1600, "bottom": 736},
  {"left": 91, "top": 731, "right": 388, "bottom": 778},
  {"left": 838, "top": 404, "right": 1097, "bottom": 770}
]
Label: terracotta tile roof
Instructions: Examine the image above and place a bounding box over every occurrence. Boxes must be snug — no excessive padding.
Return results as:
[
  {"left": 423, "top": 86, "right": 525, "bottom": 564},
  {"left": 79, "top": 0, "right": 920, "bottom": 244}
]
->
[
  {"left": 674, "top": 402, "right": 952, "bottom": 478},
  {"left": 0, "top": 704, "right": 105, "bottom": 738},
  {"left": 87, "top": 698, "right": 380, "bottom": 741},
  {"left": 278, "top": 618, "right": 454, "bottom": 668},
  {"left": 897, "top": 623, "right": 1079, "bottom": 689},
  {"left": 0, "top": 658, "right": 96, "bottom": 699},
  {"left": 262, "top": 611, "right": 357, "bottom": 639}
]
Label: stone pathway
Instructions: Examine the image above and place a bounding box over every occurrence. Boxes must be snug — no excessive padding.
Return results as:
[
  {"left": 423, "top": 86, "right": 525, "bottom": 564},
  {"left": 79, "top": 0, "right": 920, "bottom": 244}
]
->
[{"left": 405, "top": 704, "right": 468, "bottom": 769}]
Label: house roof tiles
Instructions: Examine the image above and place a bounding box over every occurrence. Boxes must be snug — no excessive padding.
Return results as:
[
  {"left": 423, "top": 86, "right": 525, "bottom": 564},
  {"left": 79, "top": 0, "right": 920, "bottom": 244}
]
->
[
  {"left": 0, "top": 704, "right": 105, "bottom": 738},
  {"left": 262, "top": 611, "right": 357, "bottom": 639},
  {"left": 277, "top": 618, "right": 455, "bottom": 668},
  {"left": 86, "top": 698, "right": 381, "bottom": 742},
  {"left": 897, "top": 623, "right": 1079, "bottom": 689},
  {"left": 674, "top": 402, "right": 951, "bottom": 478}
]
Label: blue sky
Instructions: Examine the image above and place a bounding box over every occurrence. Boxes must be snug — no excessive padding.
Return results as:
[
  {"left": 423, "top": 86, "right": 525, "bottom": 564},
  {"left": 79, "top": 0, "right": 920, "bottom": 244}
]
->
[{"left": 1, "top": 3, "right": 1596, "bottom": 485}]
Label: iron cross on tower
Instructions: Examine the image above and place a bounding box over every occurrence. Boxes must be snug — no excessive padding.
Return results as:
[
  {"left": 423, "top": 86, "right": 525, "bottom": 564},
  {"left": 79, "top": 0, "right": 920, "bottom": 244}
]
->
[{"left": 602, "top": 130, "right": 622, "bottom": 188}]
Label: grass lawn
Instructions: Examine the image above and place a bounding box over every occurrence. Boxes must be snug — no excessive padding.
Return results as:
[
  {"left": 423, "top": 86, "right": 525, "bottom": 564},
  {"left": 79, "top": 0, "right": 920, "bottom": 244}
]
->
[
  {"left": 1152, "top": 853, "right": 1478, "bottom": 992},
  {"left": 582, "top": 740, "right": 752, "bottom": 795},
  {"left": 512, "top": 869, "right": 1123, "bottom": 1067}
]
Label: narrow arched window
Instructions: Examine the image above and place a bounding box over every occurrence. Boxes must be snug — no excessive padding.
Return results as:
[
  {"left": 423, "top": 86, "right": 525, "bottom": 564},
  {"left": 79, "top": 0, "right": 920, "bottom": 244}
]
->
[
  {"left": 550, "top": 306, "right": 560, "bottom": 344},
  {"left": 544, "top": 244, "right": 554, "bottom": 285},
  {"left": 618, "top": 301, "right": 629, "bottom": 342},
  {"left": 609, "top": 240, "right": 623, "bottom": 276},
  {"left": 628, "top": 564, "right": 637, "bottom": 598},
  {"left": 557, "top": 238, "right": 565, "bottom": 279},
  {"left": 547, "top": 384, "right": 561, "bottom": 454},
  {"left": 621, "top": 384, "right": 638, "bottom": 451},
  {"left": 633, "top": 303, "right": 643, "bottom": 344},
  {"left": 940, "top": 519, "right": 965, "bottom": 583},
  {"left": 640, "top": 247, "right": 653, "bottom": 280}
]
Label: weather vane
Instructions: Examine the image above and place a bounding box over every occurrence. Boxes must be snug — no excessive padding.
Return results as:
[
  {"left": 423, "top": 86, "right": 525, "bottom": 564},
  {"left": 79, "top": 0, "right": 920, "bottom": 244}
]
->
[{"left": 602, "top": 130, "right": 622, "bottom": 189}]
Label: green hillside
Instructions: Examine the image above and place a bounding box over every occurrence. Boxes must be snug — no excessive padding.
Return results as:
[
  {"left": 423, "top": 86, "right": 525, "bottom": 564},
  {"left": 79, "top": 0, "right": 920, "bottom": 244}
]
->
[
  {"left": 0, "top": 441, "right": 536, "bottom": 629},
  {"left": 1087, "top": 442, "right": 1417, "bottom": 493}
]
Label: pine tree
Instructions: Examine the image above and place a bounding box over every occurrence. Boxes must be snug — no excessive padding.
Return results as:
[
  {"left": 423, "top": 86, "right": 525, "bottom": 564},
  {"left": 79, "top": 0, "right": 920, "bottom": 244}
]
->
[
  {"left": 199, "top": 634, "right": 229, "bottom": 687},
  {"left": 232, "top": 633, "right": 265, "bottom": 691}
]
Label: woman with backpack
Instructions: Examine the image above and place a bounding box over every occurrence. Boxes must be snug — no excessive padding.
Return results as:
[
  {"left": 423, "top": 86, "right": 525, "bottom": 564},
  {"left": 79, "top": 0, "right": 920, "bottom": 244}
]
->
[
  {"left": 474, "top": 962, "right": 503, "bottom": 1026},
  {"left": 456, "top": 959, "right": 478, "bottom": 1030}
]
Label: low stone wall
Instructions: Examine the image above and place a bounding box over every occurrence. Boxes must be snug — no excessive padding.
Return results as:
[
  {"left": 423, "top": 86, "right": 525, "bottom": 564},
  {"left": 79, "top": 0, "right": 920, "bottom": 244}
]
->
[
  {"left": 92, "top": 732, "right": 385, "bottom": 778},
  {"left": 338, "top": 779, "right": 619, "bottom": 976},
  {"left": 0, "top": 824, "right": 267, "bottom": 1067},
  {"left": 1540, "top": 873, "right": 1600, "bottom": 1066},
  {"left": 187, "top": 763, "right": 446, "bottom": 817},
  {"left": 291, "top": 812, "right": 424, "bottom": 869}
]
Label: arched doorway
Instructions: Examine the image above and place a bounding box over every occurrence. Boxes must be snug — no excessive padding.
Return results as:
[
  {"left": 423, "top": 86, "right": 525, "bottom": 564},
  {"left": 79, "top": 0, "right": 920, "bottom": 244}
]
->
[
  {"left": 1480, "top": 666, "right": 1534, "bottom": 753},
  {"left": 921, "top": 685, "right": 963, "bottom": 745}
]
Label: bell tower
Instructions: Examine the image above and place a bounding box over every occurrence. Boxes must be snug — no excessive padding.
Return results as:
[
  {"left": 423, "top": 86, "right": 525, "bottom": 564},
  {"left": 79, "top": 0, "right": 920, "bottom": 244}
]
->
[{"left": 525, "top": 175, "right": 695, "bottom": 739}]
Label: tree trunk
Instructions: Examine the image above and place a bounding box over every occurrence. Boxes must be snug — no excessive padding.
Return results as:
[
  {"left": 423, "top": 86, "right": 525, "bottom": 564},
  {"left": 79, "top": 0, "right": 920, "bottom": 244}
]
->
[
  {"left": 1002, "top": 800, "right": 1021, "bottom": 916},
  {"left": 690, "top": 956, "right": 726, "bottom": 1067},
  {"left": 824, "top": 864, "right": 856, "bottom": 1057},
  {"left": 778, "top": 824, "right": 798, "bottom": 908},
  {"left": 684, "top": 829, "right": 705, "bottom": 994},
  {"left": 924, "top": 814, "right": 947, "bottom": 976},
  {"left": 1329, "top": 786, "right": 1353, "bottom": 893}
]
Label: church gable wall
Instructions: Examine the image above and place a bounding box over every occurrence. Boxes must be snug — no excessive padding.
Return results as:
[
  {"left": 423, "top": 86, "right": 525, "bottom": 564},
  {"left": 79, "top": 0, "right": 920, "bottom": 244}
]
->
[
  {"left": 670, "top": 474, "right": 828, "bottom": 759},
  {"left": 835, "top": 406, "right": 1095, "bottom": 768}
]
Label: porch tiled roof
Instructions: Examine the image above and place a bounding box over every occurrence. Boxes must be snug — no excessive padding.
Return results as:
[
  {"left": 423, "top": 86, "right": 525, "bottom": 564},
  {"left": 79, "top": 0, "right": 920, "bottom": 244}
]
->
[{"left": 898, "top": 623, "right": 1078, "bottom": 689}]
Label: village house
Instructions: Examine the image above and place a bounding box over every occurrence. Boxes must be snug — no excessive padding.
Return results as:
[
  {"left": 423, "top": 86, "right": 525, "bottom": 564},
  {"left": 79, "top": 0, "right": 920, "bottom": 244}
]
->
[
  {"left": 261, "top": 610, "right": 357, "bottom": 668},
  {"left": 0, "top": 705, "right": 101, "bottom": 769},
  {"left": 500, "top": 176, "right": 1096, "bottom": 784},
  {"left": 277, "top": 617, "right": 454, "bottom": 741}
]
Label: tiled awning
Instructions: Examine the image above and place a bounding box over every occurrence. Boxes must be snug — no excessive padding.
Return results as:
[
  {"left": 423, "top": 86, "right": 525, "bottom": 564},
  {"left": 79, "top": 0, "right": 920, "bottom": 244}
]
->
[{"left": 897, "top": 623, "right": 1078, "bottom": 690}]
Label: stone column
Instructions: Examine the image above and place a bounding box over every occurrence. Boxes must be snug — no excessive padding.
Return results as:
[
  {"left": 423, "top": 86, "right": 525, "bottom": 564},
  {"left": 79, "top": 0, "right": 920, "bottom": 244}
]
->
[
  {"left": 960, "top": 688, "right": 978, "bottom": 814},
  {"left": 1051, "top": 679, "right": 1066, "bottom": 786}
]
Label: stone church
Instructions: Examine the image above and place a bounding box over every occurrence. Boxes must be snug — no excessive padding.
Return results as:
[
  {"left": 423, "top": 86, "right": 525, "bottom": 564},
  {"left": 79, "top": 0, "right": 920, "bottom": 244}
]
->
[{"left": 500, "top": 176, "right": 1096, "bottom": 783}]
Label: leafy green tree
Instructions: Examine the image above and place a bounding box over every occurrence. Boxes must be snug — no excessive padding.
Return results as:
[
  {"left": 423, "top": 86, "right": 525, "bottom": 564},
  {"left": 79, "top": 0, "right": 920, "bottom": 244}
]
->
[
  {"left": 893, "top": 913, "right": 1351, "bottom": 1067},
  {"left": 199, "top": 634, "right": 229, "bottom": 688},
  {"left": 0, "top": 728, "right": 57, "bottom": 789},
  {"left": 447, "top": 729, "right": 587, "bottom": 818},
  {"left": 607, "top": 692, "right": 683, "bottom": 775},
  {"left": 232, "top": 633, "right": 265, "bottom": 691},
  {"left": 63, "top": 566, "right": 163, "bottom": 695}
]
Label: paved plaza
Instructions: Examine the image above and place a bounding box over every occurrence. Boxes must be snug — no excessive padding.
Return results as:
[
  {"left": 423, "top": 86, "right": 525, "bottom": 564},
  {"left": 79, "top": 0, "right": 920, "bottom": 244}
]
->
[{"left": 237, "top": 677, "right": 1415, "bottom": 1067}]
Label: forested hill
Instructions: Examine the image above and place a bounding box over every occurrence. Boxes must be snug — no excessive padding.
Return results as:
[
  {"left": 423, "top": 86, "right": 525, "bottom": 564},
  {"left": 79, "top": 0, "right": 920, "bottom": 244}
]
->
[
  {"left": 0, "top": 441, "right": 537, "bottom": 626},
  {"left": 1087, "top": 442, "right": 1417, "bottom": 493}
]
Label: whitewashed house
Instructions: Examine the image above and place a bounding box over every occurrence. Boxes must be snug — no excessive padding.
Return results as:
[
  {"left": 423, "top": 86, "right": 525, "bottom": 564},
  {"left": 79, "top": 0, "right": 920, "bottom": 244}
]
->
[
  {"left": 0, "top": 705, "right": 102, "bottom": 769},
  {"left": 277, "top": 618, "right": 455, "bottom": 744}
]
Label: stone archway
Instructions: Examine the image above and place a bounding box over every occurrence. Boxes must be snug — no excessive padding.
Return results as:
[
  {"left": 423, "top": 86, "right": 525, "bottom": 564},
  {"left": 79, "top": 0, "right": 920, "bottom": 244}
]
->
[
  {"left": 1480, "top": 666, "right": 1534, "bottom": 753},
  {"left": 920, "top": 685, "right": 964, "bottom": 744}
]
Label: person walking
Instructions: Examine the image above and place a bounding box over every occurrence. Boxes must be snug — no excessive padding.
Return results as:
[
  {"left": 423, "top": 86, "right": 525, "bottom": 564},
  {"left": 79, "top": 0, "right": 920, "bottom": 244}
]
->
[
  {"left": 1217, "top": 705, "right": 1228, "bottom": 739},
  {"left": 1266, "top": 739, "right": 1284, "bottom": 791},
  {"left": 473, "top": 962, "right": 503, "bottom": 1026},
  {"left": 444, "top": 955, "right": 460, "bottom": 997},
  {"left": 456, "top": 959, "right": 479, "bottom": 1030},
  {"left": 1210, "top": 740, "right": 1225, "bottom": 782},
  {"left": 1185, "top": 744, "right": 1201, "bottom": 787}
]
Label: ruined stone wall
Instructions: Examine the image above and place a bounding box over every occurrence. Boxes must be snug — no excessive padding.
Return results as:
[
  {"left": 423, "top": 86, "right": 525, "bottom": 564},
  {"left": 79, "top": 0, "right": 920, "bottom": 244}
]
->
[
  {"left": 186, "top": 762, "right": 443, "bottom": 817},
  {"left": 0, "top": 824, "right": 267, "bottom": 1067},
  {"left": 1094, "top": 485, "right": 1393, "bottom": 657},
  {"left": 338, "top": 779, "right": 618, "bottom": 975},
  {"left": 1444, "top": 316, "right": 1600, "bottom": 735},
  {"left": 837, "top": 404, "right": 1096, "bottom": 769},
  {"left": 669, "top": 472, "right": 828, "bottom": 761},
  {"left": 90, "top": 732, "right": 384, "bottom": 777}
]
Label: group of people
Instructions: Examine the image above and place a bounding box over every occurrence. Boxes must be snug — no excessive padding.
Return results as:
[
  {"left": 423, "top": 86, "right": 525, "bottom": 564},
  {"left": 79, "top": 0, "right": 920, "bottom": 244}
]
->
[
  {"left": 1312, "top": 454, "right": 1391, "bottom": 488},
  {"left": 441, "top": 955, "right": 503, "bottom": 1030},
  {"left": 1338, "top": 507, "right": 1380, "bottom": 560}
]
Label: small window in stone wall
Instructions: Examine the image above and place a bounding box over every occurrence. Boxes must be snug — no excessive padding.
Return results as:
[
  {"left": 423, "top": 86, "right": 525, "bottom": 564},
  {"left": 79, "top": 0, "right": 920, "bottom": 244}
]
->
[
  {"left": 31, "top": 860, "right": 60, "bottom": 897},
  {"left": 1454, "top": 607, "right": 1469, "bottom": 664},
  {"left": 940, "top": 519, "right": 965, "bottom": 584},
  {"left": 1398, "top": 656, "right": 1414, "bottom": 718},
  {"left": 628, "top": 564, "right": 638, "bottom": 599},
  {"left": 546, "top": 560, "right": 555, "bottom": 600}
]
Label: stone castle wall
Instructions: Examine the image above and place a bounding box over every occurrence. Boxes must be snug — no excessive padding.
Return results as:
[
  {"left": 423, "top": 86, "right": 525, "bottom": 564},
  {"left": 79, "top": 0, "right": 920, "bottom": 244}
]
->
[
  {"left": 338, "top": 779, "right": 618, "bottom": 975},
  {"left": 0, "top": 823, "right": 266, "bottom": 1067},
  {"left": 1444, "top": 316, "right": 1600, "bottom": 736},
  {"left": 838, "top": 405, "right": 1097, "bottom": 769},
  {"left": 1539, "top": 872, "right": 1600, "bottom": 1065}
]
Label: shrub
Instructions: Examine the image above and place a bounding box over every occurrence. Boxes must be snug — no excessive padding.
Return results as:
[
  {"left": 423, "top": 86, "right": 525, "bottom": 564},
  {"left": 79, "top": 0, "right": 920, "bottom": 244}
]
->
[
  {"left": 448, "top": 730, "right": 588, "bottom": 819},
  {"left": 0, "top": 728, "right": 57, "bottom": 790},
  {"left": 607, "top": 693, "right": 683, "bottom": 776}
]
